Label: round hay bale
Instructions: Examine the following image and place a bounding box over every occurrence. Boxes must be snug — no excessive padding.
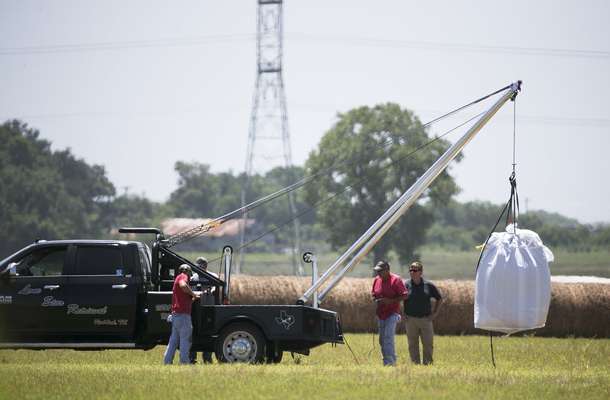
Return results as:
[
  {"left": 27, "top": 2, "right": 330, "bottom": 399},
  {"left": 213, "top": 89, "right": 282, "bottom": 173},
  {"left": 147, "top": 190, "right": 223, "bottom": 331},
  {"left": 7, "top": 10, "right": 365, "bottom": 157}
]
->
[
  {"left": 230, "top": 276, "right": 610, "bottom": 337},
  {"left": 540, "top": 282, "right": 610, "bottom": 337},
  {"left": 434, "top": 280, "right": 476, "bottom": 335}
]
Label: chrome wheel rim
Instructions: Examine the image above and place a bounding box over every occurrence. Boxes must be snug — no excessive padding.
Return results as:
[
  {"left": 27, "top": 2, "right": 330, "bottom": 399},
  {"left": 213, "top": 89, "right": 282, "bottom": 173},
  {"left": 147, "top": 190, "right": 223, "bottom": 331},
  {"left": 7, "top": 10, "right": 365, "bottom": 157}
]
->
[{"left": 222, "top": 330, "right": 258, "bottom": 362}]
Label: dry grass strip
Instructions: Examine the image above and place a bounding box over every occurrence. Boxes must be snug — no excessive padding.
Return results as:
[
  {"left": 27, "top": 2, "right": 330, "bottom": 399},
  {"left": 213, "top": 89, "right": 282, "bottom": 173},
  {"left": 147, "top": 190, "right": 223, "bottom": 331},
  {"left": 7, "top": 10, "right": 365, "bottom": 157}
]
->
[{"left": 231, "top": 276, "right": 610, "bottom": 337}]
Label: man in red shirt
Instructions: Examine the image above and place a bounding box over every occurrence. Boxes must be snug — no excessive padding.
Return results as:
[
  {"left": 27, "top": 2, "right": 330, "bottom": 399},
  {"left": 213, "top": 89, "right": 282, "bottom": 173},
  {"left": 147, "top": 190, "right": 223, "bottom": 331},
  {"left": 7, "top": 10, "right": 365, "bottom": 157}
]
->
[
  {"left": 163, "top": 264, "right": 200, "bottom": 365},
  {"left": 371, "top": 260, "right": 408, "bottom": 366}
]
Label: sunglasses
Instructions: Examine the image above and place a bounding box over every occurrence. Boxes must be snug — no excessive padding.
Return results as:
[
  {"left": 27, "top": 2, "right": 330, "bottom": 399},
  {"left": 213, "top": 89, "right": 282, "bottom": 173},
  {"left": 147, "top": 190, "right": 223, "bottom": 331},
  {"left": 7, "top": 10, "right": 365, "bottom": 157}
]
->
[{"left": 409, "top": 269, "right": 422, "bottom": 272}]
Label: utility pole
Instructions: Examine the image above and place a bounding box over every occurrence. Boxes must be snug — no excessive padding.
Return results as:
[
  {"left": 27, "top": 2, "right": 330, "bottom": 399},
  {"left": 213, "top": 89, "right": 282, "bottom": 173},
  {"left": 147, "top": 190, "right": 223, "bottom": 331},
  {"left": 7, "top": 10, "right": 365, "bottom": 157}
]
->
[{"left": 238, "top": 0, "right": 302, "bottom": 275}]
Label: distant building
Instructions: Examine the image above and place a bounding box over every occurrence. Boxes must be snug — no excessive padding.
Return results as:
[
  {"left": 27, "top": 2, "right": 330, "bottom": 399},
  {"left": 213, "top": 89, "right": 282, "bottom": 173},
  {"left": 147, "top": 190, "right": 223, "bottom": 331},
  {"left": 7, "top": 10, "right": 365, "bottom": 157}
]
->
[{"left": 160, "top": 218, "right": 255, "bottom": 238}]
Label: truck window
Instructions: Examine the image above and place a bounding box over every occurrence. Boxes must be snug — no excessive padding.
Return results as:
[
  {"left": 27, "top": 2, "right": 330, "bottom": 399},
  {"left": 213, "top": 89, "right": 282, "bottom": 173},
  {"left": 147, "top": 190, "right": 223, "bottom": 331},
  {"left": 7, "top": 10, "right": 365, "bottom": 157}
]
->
[
  {"left": 75, "top": 246, "right": 124, "bottom": 276},
  {"left": 13, "top": 247, "right": 67, "bottom": 277}
]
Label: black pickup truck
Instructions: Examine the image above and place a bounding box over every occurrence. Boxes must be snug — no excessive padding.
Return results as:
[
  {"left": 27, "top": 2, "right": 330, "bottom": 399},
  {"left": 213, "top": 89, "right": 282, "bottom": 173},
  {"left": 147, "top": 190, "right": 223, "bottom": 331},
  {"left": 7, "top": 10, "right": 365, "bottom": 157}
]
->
[{"left": 0, "top": 230, "right": 342, "bottom": 363}]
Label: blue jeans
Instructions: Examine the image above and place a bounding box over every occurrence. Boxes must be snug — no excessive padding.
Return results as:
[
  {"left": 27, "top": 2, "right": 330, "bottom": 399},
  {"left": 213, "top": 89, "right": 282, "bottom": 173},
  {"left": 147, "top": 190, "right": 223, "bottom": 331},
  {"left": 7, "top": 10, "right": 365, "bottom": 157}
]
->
[
  {"left": 163, "top": 313, "right": 193, "bottom": 365},
  {"left": 378, "top": 313, "right": 400, "bottom": 366}
]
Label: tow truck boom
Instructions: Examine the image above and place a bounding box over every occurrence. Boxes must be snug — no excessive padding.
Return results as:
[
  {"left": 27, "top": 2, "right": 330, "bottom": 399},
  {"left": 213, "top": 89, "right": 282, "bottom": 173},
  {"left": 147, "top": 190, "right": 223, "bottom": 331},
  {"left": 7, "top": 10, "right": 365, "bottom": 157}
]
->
[{"left": 299, "top": 81, "right": 522, "bottom": 305}]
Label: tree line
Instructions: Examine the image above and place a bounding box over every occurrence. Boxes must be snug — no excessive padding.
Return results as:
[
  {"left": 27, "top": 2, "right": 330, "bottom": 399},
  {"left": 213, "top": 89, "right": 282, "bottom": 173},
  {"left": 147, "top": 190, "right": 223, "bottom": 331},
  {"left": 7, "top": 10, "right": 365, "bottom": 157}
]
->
[
  {"left": 426, "top": 199, "right": 610, "bottom": 252},
  {"left": 1, "top": 114, "right": 608, "bottom": 261}
]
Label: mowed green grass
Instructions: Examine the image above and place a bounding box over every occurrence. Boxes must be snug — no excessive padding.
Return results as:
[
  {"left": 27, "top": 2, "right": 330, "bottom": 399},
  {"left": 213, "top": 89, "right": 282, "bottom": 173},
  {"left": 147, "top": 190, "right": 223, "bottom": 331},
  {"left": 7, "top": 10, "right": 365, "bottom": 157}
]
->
[
  {"left": 1, "top": 335, "right": 608, "bottom": 400},
  {"left": 183, "top": 248, "right": 610, "bottom": 279}
]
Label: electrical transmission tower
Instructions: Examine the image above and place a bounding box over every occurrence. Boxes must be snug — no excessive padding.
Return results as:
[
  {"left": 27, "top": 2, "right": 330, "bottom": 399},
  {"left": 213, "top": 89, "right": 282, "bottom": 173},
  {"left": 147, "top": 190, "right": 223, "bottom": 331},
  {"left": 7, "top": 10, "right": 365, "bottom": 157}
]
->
[{"left": 238, "top": 0, "right": 303, "bottom": 275}]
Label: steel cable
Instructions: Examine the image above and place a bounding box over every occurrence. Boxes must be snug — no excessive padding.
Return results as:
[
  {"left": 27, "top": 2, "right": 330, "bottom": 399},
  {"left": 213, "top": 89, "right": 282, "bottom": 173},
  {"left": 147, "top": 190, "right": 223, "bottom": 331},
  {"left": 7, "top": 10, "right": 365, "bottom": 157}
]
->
[{"left": 166, "top": 85, "right": 512, "bottom": 247}]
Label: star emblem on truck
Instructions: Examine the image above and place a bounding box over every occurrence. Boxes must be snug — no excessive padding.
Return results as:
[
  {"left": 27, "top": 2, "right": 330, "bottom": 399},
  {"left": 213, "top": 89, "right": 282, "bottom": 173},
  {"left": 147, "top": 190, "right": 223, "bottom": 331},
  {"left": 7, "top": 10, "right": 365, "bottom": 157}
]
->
[{"left": 275, "top": 310, "right": 295, "bottom": 330}]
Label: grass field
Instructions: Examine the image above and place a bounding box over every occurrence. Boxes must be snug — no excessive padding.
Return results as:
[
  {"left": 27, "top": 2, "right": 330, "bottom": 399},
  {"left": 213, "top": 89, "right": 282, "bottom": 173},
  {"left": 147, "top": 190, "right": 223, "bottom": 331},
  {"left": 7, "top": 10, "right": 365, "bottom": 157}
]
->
[
  {"left": 182, "top": 248, "right": 610, "bottom": 279},
  {"left": 1, "top": 335, "right": 608, "bottom": 400}
]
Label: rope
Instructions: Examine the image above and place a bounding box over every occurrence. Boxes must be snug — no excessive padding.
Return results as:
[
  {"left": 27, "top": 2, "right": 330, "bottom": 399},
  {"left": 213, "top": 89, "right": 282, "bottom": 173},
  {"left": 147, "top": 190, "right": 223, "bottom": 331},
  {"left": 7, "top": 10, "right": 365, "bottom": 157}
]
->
[
  {"left": 165, "top": 84, "right": 515, "bottom": 247},
  {"left": 475, "top": 96, "right": 520, "bottom": 368},
  {"left": 507, "top": 172, "right": 520, "bottom": 228},
  {"left": 490, "top": 332, "right": 496, "bottom": 368},
  {"left": 425, "top": 84, "right": 512, "bottom": 127},
  {"left": 366, "top": 317, "right": 378, "bottom": 358},
  {"left": 290, "top": 352, "right": 302, "bottom": 364},
  {"left": 342, "top": 333, "right": 360, "bottom": 365},
  {"left": 509, "top": 97, "right": 520, "bottom": 228},
  {"left": 512, "top": 96, "right": 517, "bottom": 174},
  {"left": 473, "top": 177, "right": 516, "bottom": 370}
]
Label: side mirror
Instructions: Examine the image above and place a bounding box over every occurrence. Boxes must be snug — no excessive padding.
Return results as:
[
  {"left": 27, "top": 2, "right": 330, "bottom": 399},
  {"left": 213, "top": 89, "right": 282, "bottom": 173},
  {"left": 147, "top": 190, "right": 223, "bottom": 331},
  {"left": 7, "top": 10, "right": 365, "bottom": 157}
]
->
[
  {"left": 1, "top": 262, "right": 18, "bottom": 279},
  {"left": 8, "top": 262, "right": 17, "bottom": 276}
]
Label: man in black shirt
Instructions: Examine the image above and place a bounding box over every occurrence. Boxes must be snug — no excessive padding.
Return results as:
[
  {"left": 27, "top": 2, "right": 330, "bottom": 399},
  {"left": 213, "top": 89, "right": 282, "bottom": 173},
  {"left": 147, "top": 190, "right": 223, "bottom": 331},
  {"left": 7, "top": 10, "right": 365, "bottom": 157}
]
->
[{"left": 403, "top": 261, "right": 443, "bottom": 365}]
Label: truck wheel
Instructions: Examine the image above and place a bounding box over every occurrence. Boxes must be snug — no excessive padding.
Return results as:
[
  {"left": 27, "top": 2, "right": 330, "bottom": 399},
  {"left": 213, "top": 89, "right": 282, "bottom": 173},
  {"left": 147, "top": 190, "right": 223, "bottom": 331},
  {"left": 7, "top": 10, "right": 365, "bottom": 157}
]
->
[{"left": 215, "top": 323, "right": 265, "bottom": 363}]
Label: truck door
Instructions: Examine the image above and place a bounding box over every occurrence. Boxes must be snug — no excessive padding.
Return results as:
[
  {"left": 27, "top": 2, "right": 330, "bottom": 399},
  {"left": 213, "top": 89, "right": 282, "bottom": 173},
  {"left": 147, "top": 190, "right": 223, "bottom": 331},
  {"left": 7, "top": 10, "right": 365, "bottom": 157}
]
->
[
  {"left": 64, "top": 244, "right": 138, "bottom": 340},
  {"left": 0, "top": 245, "right": 70, "bottom": 341}
]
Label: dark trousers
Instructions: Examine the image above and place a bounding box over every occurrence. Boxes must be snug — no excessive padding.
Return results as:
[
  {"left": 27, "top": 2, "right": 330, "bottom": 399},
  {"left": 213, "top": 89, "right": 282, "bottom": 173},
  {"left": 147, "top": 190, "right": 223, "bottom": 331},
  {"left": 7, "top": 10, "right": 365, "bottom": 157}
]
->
[{"left": 190, "top": 350, "right": 213, "bottom": 364}]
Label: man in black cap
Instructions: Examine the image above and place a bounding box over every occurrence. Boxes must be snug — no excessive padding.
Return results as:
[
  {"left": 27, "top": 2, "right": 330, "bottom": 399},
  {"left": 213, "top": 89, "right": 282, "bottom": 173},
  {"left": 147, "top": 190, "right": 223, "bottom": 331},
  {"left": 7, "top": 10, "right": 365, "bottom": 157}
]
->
[{"left": 371, "top": 260, "right": 408, "bottom": 366}]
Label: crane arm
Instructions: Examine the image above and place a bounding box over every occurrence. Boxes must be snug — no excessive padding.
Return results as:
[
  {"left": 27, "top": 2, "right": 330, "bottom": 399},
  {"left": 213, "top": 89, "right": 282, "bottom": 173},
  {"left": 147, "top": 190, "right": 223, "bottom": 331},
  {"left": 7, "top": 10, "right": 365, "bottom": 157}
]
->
[{"left": 299, "top": 81, "right": 522, "bottom": 305}]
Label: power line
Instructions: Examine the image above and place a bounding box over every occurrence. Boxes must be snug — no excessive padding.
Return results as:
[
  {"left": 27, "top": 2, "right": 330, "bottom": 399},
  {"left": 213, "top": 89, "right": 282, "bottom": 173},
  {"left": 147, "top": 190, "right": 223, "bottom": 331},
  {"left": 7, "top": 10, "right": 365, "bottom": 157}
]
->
[
  {"left": 517, "top": 115, "right": 610, "bottom": 127},
  {"left": 3, "top": 108, "right": 609, "bottom": 128},
  {"left": 0, "top": 33, "right": 254, "bottom": 55},
  {"left": 288, "top": 33, "right": 610, "bottom": 60},
  {"left": 1, "top": 32, "right": 608, "bottom": 60}
]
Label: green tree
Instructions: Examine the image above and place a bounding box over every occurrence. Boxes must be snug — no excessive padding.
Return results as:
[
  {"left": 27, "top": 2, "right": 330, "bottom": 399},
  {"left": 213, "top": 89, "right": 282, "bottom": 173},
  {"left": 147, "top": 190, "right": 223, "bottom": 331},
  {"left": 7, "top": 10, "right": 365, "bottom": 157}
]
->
[
  {"left": 168, "top": 162, "right": 263, "bottom": 219},
  {"left": 168, "top": 162, "right": 220, "bottom": 217},
  {"left": 304, "top": 103, "right": 460, "bottom": 263},
  {"left": 99, "top": 194, "right": 162, "bottom": 232},
  {"left": 591, "top": 224, "right": 610, "bottom": 248},
  {"left": 425, "top": 199, "right": 610, "bottom": 252},
  {"left": 0, "top": 120, "right": 115, "bottom": 255},
  {"left": 425, "top": 199, "right": 511, "bottom": 250}
]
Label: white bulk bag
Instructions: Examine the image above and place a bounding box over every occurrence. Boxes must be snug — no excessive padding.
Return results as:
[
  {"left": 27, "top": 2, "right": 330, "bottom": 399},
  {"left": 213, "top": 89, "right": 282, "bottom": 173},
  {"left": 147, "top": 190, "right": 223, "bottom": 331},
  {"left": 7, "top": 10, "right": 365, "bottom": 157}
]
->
[{"left": 474, "top": 224, "right": 554, "bottom": 334}]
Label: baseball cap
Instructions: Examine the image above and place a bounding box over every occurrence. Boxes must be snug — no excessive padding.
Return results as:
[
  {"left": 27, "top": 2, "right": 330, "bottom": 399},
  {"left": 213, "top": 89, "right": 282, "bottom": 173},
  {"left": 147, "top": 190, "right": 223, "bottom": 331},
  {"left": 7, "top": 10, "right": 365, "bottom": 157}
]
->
[
  {"left": 373, "top": 261, "right": 390, "bottom": 272},
  {"left": 178, "top": 264, "right": 192, "bottom": 275}
]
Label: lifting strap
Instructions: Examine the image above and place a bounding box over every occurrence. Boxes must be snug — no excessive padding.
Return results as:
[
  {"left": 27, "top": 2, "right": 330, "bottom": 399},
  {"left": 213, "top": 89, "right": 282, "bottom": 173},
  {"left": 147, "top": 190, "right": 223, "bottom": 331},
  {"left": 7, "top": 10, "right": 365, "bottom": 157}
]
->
[{"left": 475, "top": 93, "right": 520, "bottom": 368}]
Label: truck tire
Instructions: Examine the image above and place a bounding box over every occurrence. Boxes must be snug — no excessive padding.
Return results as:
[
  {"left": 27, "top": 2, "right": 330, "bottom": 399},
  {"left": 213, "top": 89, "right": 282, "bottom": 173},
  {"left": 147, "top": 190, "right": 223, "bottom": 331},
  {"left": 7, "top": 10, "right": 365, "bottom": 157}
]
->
[{"left": 215, "top": 322, "right": 266, "bottom": 363}]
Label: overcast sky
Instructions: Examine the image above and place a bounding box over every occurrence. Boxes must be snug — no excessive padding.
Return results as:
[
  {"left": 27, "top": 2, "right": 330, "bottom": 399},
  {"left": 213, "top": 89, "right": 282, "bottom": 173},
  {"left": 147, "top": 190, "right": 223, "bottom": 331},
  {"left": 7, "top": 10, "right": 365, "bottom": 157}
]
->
[{"left": 1, "top": 0, "right": 609, "bottom": 224}]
